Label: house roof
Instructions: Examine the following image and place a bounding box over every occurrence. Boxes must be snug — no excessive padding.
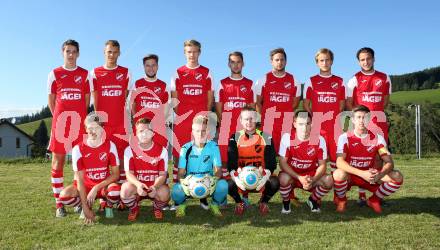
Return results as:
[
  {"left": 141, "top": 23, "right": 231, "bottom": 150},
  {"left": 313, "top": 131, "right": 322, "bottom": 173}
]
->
[{"left": 0, "top": 119, "right": 35, "bottom": 142}]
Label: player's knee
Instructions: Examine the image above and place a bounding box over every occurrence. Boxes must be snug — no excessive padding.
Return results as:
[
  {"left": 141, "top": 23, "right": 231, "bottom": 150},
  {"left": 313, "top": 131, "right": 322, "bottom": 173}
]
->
[
  {"left": 51, "top": 154, "right": 65, "bottom": 170},
  {"left": 59, "top": 185, "right": 76, "bottom": 198},
  {"left": 215, "top": 179, "right": 228, "bottom": 194},
  {"left": 227, "top": 178, "right": 237, "bottom": 191},
  {"left": 278, "top": 172, "right": 291, "bottom": 186},
  {"left": 322, "top": 175, "right": 334, "bottom": 189},
  {"left": 156, "top": 185, "right": 170, "bottom": 202},
  {"left": 171, "top": 183, "right": 185, "bottom": 203},
  {"left": 389, "top": 170, "right": 404, "bottom": 183},
  {"left": 106, "top": 184, "right": 121, "bottom": 203},
  {"left": 332, "top": 169, "right": 347, "bottom": 181},
  {"left": 267, "top": 176, "right": 280, "bottom": 191},
  {"left": 120, "top": 182, "right": 134, "bottom": 199}
]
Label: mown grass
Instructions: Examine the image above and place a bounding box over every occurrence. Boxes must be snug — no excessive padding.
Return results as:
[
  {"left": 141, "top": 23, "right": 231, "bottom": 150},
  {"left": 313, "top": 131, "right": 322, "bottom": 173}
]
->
[
  {"left": 0, "top": 158, "right": 439, "bottom": 249},
  {"left": 391, "top": 88, "right": 440, "bottom": 105}
]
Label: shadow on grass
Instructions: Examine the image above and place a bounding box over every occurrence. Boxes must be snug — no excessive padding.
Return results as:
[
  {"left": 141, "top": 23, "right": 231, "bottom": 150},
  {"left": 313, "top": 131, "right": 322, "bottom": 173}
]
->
[{"left": 98, "top": 197, "right": 439, "bottom": 228}]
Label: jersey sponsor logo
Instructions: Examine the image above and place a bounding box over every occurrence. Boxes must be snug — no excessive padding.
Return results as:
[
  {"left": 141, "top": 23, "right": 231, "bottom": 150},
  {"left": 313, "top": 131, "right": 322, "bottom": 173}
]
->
[
  {"left": 137, "top": 174, "right": 158, "bottom": 182},
  {"left": 60, "top": 92, "right": 81, "bottom": 100},
  {"left": 307, "top": 147, "right": 316, "bottom": 156},
  {"left": 140, "top": 100, "right": 160, "bottom": 109},
  {"left": 289, "top": 160, "right": 312, "bottom": 169},
  {"left": 116, "top": 73, "right": 124, "bottom": 81},
  {"left": 74, "top": 76, "right": 82, "bottom": 84},
  {"left": 225, "top": 101, "right": 246, "bottom": 109},
  {"left": 183, "top": 88, "right": 202, "bottom": 95},
  {"left": 195, "top": 73, "right": 203, "bottom": 81},
  {"left": 375, "top": 80, "right": 383, "bottom": 87},
  {"left": 240, "top": 85, "right": 247, "bottom": 93},
  {"left": 349, "top": 159, "right": 370, "bottom": 169},
  {"left": 99, "top": 152, "right": 107, "bottom": 161},
  {"left": 331, "top": 82, "right": 338, "bottom": 89},
  {"left": 284, "top": 82, "right": 292, "bottom": 89},
  {"left": 318, "top": 95, "right": 337, "bottom": 103},
  {"left": 269, "top": 94, "right": 289, "bottom": 102},
  {"left": 361, "top": 94, "right": 382, "bottom": 103},
  {"left": 102, "top": 89, "right": 123, "bottom": 97},
  {"left": 87, "top": 171, "right": 107, "bottom": 180}
]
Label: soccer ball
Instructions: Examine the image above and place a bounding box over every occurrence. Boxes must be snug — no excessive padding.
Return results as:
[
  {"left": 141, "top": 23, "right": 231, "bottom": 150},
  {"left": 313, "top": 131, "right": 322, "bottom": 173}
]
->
[
  {"left": 239, "top": 166, "right": 260, "bottom": 190},
  {"left": 188, "top": 175, "right": 211, "bottom": 199}
]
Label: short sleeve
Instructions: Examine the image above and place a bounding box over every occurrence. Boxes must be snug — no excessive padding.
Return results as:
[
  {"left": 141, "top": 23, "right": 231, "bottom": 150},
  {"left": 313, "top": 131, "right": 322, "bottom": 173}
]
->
[
  {"left": 71, "top": 145, "right": 83, "bottom": 171},
  {"left": 89, "top": 69, "right": 96, "bottom": 92},
  {"left": 123, "top": 146, "right": 133, "bottom": 172},
  {"left": 279, "top": 133, "right": 291, "bottom": 157},
  {"left": 212, "top": 143, "right": 222, "bottom": 167},
  {"left": 294, "top": 77, "right": 302, "bottom": 97},
  {"left": 109, "top": 141, "right": 120, "bottom": 166},
  {"left": 47, "top": 71, "right": 56, "bottom": 94},
  {"left": 346, "top": 76, "right": 357, "bottom": 98},
  {"left": 318, "top": 136, "right": 328, "bottom": 160},
  {"left": 377, "top": 134, "right": 390, "bottom": 156},
  {"left": 127, "top": 70, "right": 133, "bottom": 90},
  {"left": 160, "top": 147, "right": 169, "bottom": 173},
  {"left": 255, "top": 75, "right": 266, "bottom": 96},
  {"left": 207, "top": 71, "right": 214, "bottom": 91},
  {"left": 386, "top": 74, "right": 392, "bottom": 95},
  {"left": 336, "top": 133, "right": 348, "bottom": 155},
  {"left": 215, "top": 81, "right": 223, "bottom": 102},
  {"left": 304, "top": 81, "right": 312, "bottom": 100},
  {"left": 170, "top": 71, "right": 178, "bottom": 92},
  {"left": 338, "top": 80, "right": 346, "bottom": 100},
  {"left": 178, "top": 144, "right": 189, "bottom": 169}
]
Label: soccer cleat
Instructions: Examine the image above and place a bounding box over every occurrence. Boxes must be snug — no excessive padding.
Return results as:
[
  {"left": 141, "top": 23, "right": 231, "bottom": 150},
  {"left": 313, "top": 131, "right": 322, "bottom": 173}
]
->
[
  {"left": 162, "top": 205, "right": 170, "bottom": 211},
  {"left": 176, "top": 204, "right": 186, "bottom": 218},
  {"left": 200, "top": 198, "right": 209, "bottom": 210},
  {"left": 55, "top": 207, "right": 66, "bottom": 218},
  {"left": 367, "top": 197, "right": 382, "bottom": 214},
  {"left": 105, "top": 207, "right": 114, "bottom": 218},
  {"left": 117, "top": 202, "right": 126, "bottom": 211},
  {"left": 357, "top": 193, "right": 367, "bottom": 207},
  {"left": 169, "top": 204, "right": 178, "bottom": 211},
  {"left": 234, "top": 202, "right": 245, "bottom": 216},
  {"left": 128, "top": 207, "right": 139, "bottom": 222},
  {"left": 259, "top": 202, "right": 270, "bottom": 216},
  {"left": 306, "top": 196, "right": 321, "bottom": 213},
  {"left": 335, "top": 196, "right": 347, "bottom": 213},
  {"left": 153, "top": 209, "right": 163, "bottom": 220},
  {"left": 73, "top": 205, "right": 82, "bottom": 214},
  {"left": 281, "top": 201, "right": 291, "bottom": 214},
  {"left": 209, "top": 204, "right": 222, "bottom": 217}
]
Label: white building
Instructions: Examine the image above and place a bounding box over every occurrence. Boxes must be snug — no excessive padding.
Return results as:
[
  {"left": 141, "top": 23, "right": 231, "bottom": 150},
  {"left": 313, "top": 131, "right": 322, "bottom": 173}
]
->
[{"left": 0, "top": 119, "right": 35, "bottom": 158}]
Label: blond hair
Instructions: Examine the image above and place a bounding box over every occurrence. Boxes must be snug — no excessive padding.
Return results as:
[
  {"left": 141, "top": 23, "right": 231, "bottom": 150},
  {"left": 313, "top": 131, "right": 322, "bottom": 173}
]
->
[
  {"left": 84, "top": 112, "right": 104, "bottom": 127},
  {"left": 184, "top": 39, "right": 201, "bottom": 51},
  {"left": 315, "top": 48, "right": 334, "bottom": 62}
]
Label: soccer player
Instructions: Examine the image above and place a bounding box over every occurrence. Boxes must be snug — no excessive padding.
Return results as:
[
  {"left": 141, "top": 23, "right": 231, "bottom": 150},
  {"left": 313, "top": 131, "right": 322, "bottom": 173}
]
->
[
  {"left": 170, "top": 40, "right": 214, "bottom": 187},
  {"left": 120, "top": 118, "right": 170, "bottom": 220},
  {"left": 171, "top": 115, "right": 228, "bottom": 218},
  {"left": 333, "top": 105, "right": 403, "bottom": 214},
  {"left": 47, "top": 39, "right": 90, "bottom": 217},
  {"left": 215, "top": 51, "right": 255, "bottom": 179},
  {"left": 278, "top": 111, "right": 333, "bottom": 213},
  {"left": 131, "top": 54, "right": 169, "bottom": 149},
  {"left": 346, "top": 47, "right": 392, "bottom": 204},
  {"left": 90, "top": 40, "right": 131, "bottom": 188},
  {"left": 227, "top": 107, "right": 279, "bottom": 216},
  {"left": 58, "top": 113, "right": 120, "bottom": 223},
  {"left": 255, "top": 48, "right": 301, "bottom": 153}
]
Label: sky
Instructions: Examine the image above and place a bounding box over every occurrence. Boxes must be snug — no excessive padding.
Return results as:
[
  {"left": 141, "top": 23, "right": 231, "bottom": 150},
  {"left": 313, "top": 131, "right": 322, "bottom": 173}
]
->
[{"left": 1, "top": 0, "right": 439, "bottom": 118}]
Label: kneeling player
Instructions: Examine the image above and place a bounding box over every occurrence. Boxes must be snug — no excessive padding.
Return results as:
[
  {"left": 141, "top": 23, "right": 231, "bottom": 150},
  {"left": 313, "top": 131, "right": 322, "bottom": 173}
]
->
[
  {"left": 278, "top": 111, "right": 333, "bottom": 213},
  {"left": 227, "top": 106, "right": 280, "bottom": 216},
  {"left": 120, "top": 118, "right": 170, "bottom": 220},
  {"left": 333, "top": 105, "right": 403, "bottom": 213},
  {"left": 58, "top": 113, "right": 120, "bottom": 223},
  {"left": 171, "top": 115, "right": 228, "bottom": 218}
]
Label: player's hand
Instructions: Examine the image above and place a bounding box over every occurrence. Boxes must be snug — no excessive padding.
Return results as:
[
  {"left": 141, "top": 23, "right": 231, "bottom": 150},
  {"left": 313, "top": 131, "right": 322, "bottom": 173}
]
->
[
  {"left": 87, "top": 187, "right": 98, "bottom": 207},
  {"left": 298, "top": 176, "right": 311, "bottom": 190},
  {"left": 148, "top": 186, "right": 157, "bottom": 198},
  {"left": 258, "top": 166, "right": 264, "bottom": 176},
  {"left": 360, "top": 170, "right": 374, "bottom": 183},
  {"left": 370, "top": 169, "right": 382, "bottom": 183},
  {"left": 83, "top": 207, "right": 95, "bottom": 225},
  {"left": 137, "top": 183, "right": 149, "bottom": 196}
]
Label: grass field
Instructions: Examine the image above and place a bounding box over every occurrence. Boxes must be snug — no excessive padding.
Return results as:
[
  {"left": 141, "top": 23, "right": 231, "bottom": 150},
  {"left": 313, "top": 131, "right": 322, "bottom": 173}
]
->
[
  {"left": 0, "top": 157, "right": 439, "bottom": 249},
  {"left": 390, "top": 88, "right": 440, "bottom": 105},
  {"left": 16, "top": 117, "right": 52, "bottom": 137}
]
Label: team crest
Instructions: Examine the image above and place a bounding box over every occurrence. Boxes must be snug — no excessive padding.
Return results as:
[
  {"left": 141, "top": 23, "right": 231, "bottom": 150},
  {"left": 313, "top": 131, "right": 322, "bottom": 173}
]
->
[
  {"left": 284, "top": 82, "right": 292, "bottom": 89},
  {"left": 116, "top": 73, "right": 124, "bottom": 81},
  {"left": 195, "top": 73, "right": 203, "bottom": 81},
  {"left": 240, "top": 85, "right": 247, "bottom": 93},
  {"left": 375, "top": 80, "right": 383, "bottom": 87},
  {"left": 307, "top": 147, "right": 316, "bottom": 156},
  {"left": 331, "top": 82, "right": 338, "bottom": 89},
  {"left": 99, "top": 152, "right": 108, "bottom": 161},
  {"left": 74, "top": 76, "right": 82, "bottom": 84}
]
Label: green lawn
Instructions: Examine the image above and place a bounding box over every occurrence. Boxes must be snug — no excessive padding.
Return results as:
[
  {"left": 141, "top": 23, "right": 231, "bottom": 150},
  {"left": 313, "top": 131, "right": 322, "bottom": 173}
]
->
[
  {"left": 390, "top": 88, "right": 440, "bottom": 105},
  {"left": 1, "top": 158, "right": 439, "bottom": 249},
  {"left": 16, "top": 117, "right": 52, "bottom": 137}
]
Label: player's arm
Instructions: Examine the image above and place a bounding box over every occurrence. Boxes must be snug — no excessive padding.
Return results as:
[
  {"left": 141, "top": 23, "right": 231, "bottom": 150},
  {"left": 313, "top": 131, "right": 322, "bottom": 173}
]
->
[
  {"left": 207, "top": 90, "right": 214, "bottom": 111},
  {"left": 153, "top": 149, "right": 169, "bottom": 187},
  {"left": 336, "top": 153, "right": 371, "bottom": 181},
  {"left": 227, "top": 134, "right": 239, "bottom": 172},
  {"left": 92, "top": 91, "right": 99, "bottom": 111},
  {"left": 85, "top": 93, "right": 90, "bottom": 111},
  {"left": 339, "top": 100, "right": 345, "bottom": 112},
  {"left": 312, "top": 160, "right": 327, "bottom": 184},
  {"left": 171, "top": 91, "right": 178, "bottom": 114},
  {"left": 345, "top": 98, "right": 353, "bottom": 111},
  {"left": 48, "top": 94, "right": 56, "bottom": 115},
  {"left": 177, "top": 146, "right": 188, "bottom": 181},
  {"left": 279, "top": 156, "right": 300, "bottom": 179},
  {"left": 384, "top": 95, "right": 390, "bottom": 109},
  {"left": 292, "top": 96, "right": 300, "bottom": 111},
  {"left": 376, "top": 154, "right": 394, "bottom": 182},
  {"left": 212, "top": 144, "right": 222, "bottom": 178},
  {"left": 303, "top": 99, "right": 312, "bottom": 113},
  {"left": 75, "top": 170, "right": 95, "bottom": 223},
  {"left": 215, "top": 102, "right": 223, "bottom": 123},
  {"left": 256, "top": 95, "right": 263, "bottom": 114},
  {"left": 93, "top": 165, "right": 120, "bottom": 192}
]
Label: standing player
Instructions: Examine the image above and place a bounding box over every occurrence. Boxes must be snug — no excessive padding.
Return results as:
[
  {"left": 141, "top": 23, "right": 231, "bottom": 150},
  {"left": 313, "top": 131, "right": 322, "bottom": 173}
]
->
[
  {"left": 170, "top": 40, "right": 214, "bottom": 187},
  {"left": 215, "top": 51, "right": 255, "bottom": 179},
  {"left": 278, "top": 111, "right": 333, "bottom": 214},
  {"left": 58, "top": 113, "right": 120, "bottom": 223},
  {"left": 131, "top": 54, "right": 169, "bottom": 149},
  {"left": 90, "top": 40, "right": 131, "bottom": 189},
  {"left": 227, "top": 107, "right": 279, "bottom": 216},
  {"left": 255, "top": 48, "right": 301, "bottom": 153},
  {"left": 346, "top": 47, "right": 391, "bottom": 204},
  {"left": 171, "top": 115, "right": 228, "bottom": 218},
  {"left": 47, "top": 39, "right": 90, "bottom": 217},
  {"left": 120, "top": 118, "right": 170, "bottom": 220},
  {"left": 333, "top": 105, "right": 403, "bottom": 214}
]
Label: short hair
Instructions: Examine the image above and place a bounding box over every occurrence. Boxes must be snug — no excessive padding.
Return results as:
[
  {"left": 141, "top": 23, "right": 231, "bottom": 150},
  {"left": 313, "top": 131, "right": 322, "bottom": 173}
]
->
[
  {"left": 270, "top": 48, "right": 287, "bottom": 60},
  {"left": 294, "top": 110, "right": 312, "bottom": 122},
  {"left": 192, "top": 115, "right": 209, "bottom": 126},
  {"left": 184, "top": 39, "right": 201, "bottom": 51},
  {"left": 315, "top": 48, "right": 334, "bottom": 62},
  {"left": 228, "top": 51, "right": 244, "bottom": 62},
  {"left": 240, "top": 105, "right": 257, "bottom": 114},
  {"left": 135, "top": 118, "right": 152, "bottom": 128},
  {"left": 84, "top": 112, "right": 104, "bottom": 127},
  {"left": 62, "top": 39, "right": 79, "bottom": 52},
  {"left": 356, "top": 47, "right": 375, "bottom": 60},
  {"left": 143, "top": 54, "right": 159, "bottom": 65},
  {"left": 352, "top": 105, "right": 371, "bottom": 114},
  {"left": 105, "top": 40, "right": 120, "bottom": 49}
]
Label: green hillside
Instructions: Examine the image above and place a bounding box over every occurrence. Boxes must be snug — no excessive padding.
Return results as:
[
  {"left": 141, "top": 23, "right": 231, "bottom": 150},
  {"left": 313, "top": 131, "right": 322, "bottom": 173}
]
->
[
  {"left": 17, "top": 117, "right": 52, "bottom": 137},
  {"left": 390, "top": 88, "right": 440, "bottom": 105}
]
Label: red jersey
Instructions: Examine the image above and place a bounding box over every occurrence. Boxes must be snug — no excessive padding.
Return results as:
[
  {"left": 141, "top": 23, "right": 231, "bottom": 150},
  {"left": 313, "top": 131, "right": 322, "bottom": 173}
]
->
[
  {"left": 337, "top": 131, "right": 389, "bottom": 170},
  {"left": 72, "top": 140, "right": 119, "bottom": 188},
  {"left": 346, "top": 70, "right": 391, "bottom": 112},
  {"left": 90, "top": 65, "right": 131, "bottom": 128},
  {"left": 124, "top": 142, "right": 168, "bottom": 186},
  {"left": 279, "top": 133, "right": 327, "bottom": 174},
  {"left": 47, "top": 66, "right": 90, "bottom": 119},
  {"left": 305, "top": 74, "right": 345, "bottom": 115},
  {"left": 170, "top": 65, "right": 213, "bottom": 116},
  {"left": 256, "top": 72, "right": 301, "bottom": 130},
  {"left": 132, "top": 77, "right": 169, "bottom": 121}
]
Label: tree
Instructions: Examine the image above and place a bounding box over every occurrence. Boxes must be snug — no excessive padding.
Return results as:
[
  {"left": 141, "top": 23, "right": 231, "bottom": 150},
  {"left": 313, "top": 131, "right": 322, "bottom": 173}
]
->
[{"left": 31, "top": 120, "right": 49, "bottom": 158}]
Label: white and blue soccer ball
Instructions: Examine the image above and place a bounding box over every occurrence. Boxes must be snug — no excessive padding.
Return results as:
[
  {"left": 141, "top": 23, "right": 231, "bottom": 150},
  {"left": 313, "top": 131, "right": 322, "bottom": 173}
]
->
[
  {"left": 239, "top": 166, "right": 260, "bottom": 190},
  {"left": 188, "top": 175, "right": 211, "bottom": 199}
]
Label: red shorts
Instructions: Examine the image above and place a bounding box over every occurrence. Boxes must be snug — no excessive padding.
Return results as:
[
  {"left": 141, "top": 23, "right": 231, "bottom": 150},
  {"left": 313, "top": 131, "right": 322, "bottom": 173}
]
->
[
  {"left": 49, "top": 116, "right": 85, "bottom": 154},
  {"left": 346, "top": 173, "right": 380, "bottom": 193},
  {"left": 283, "top": 170, "right": 317, "bottom": 191},
  {"left": 104, "top": 126, "right": 129, "bottom": 161},
  {"left": 172, "top": 119, "right": 193, "bottom": 157},
  {"left": 73, "top": 180, "right": 107, "bottom": 199}
]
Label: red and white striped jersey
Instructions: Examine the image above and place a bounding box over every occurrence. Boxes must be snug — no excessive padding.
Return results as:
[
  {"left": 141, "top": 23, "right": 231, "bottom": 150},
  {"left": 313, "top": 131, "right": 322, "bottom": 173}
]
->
[
  {"left": 304, "top": 74, "right": 345, "bottom": 115},
  {"left": 337, "top": 131, "right": 390, "bottom": 170},
  {"left": 170, "top": 65, "right": 213, "bottom": 116},
  {"left": 132, "top": 77, "right": 169, "bottom": 122},
  {"left": 90, "top": 65, "right": 131, "bottom": 128},
  {"left": 279, "top": 133, "right": 327, "bottom": 174},
  {"left": 72, "top": 140, "right": 119, "bottom": 187},
  {"left": 124, "top": 142, "right": 168, "bottom": 186},
  {"left": 346, "top": 70, "right": 391, "bottom": 111}
]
